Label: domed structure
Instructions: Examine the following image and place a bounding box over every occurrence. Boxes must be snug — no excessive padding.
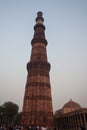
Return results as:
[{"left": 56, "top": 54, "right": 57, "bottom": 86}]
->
[
  {"left": 63, "top": 99, "right": 81, "bottom": 113},
  {"left": 55, "top": 100, "right": 87, "bottom": 130}
]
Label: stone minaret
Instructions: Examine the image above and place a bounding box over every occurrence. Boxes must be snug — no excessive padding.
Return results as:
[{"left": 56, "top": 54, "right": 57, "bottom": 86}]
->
[{"left": 22, "top": 12, "right": 53, "bottom": 127}]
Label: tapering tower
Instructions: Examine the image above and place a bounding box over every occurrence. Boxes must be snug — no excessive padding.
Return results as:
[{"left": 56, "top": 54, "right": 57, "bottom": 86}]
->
[{"left": 22, "top": 12, "right": 53, "bottom": 127}]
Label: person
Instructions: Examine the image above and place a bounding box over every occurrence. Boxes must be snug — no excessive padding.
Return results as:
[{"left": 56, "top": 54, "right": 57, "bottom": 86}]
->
[
  {"left": 0, "top": 125, "right": 2, "bottom": 130},
  {"left": 41, "top": 126, "right": 47, "bottom": 130},
  {"left": 54, "top": 127, "right": 56, "bottom": 130},
  {"left": 81, "top": 126, "right": 85, "bottom": 130}
]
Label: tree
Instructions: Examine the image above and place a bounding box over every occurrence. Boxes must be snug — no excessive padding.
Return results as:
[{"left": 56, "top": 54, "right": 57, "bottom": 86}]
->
[
  {"left": 0, "top": 101, "right": 19, "bottom": 126},
  {"left": 14, "top": 112, "right": 22, "bottom": 125},
  {"left": 0, "top": 106, "right": 4, "bottom": 125}
]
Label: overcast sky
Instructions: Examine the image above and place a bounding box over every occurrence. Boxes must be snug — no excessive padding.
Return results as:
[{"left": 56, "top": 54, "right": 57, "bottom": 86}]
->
[{"left": 0, "top": 0, "right": 87, "bottom": 112}]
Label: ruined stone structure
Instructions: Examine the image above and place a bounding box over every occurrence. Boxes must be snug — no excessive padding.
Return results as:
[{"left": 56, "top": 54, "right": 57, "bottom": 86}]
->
[
  {"left": 21, "top": 12, "right": 53, "bottom": 127},
  {"left": 55, "top": 100, "right": 87, "bottom": 130}
]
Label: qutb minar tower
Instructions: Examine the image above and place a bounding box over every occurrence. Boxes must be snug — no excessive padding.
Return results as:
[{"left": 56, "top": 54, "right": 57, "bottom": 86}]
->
[{"left": 22, "top": 12, "right": 53, "bottom": 127}]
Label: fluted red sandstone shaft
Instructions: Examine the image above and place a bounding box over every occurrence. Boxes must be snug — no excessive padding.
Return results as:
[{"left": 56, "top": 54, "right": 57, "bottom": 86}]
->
[{"left": 22, "top": 12, "right": 53, "bottom": 127}]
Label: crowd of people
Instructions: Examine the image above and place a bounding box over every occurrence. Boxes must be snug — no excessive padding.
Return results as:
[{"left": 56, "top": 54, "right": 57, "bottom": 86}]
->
[
  {"left": 0, "top": 125, "right": 86, "bottom": 130},
  {"left": 0, "top": 125, "right": 48, "bottom": 130}
]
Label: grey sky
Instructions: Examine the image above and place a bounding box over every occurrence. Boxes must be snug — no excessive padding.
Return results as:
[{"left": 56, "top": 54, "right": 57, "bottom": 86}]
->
[{"left": 0, "top": 0, "right": 87, "bottom": 112}]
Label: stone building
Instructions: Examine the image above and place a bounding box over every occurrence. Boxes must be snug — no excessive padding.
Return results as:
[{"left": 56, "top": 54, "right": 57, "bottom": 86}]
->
[
  {"left": 21, "top": 12, "right": 53, "bottom": 127},
  {"left": 55, "top": 99, "right": 87, "bottom": 130}
]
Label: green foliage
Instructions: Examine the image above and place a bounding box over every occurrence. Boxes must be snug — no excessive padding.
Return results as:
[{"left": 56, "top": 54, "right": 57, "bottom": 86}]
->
[{"left": 0, "top": 101, "right": 19, "bottom": 125}]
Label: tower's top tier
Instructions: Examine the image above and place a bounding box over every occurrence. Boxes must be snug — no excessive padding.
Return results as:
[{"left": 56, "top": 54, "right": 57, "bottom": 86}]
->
[
  {"left": 31, "top": 11, "right": 47, "bottom": 46},
  {"left": 36, "top": 11, "right": 44, "bottom": 24}
]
